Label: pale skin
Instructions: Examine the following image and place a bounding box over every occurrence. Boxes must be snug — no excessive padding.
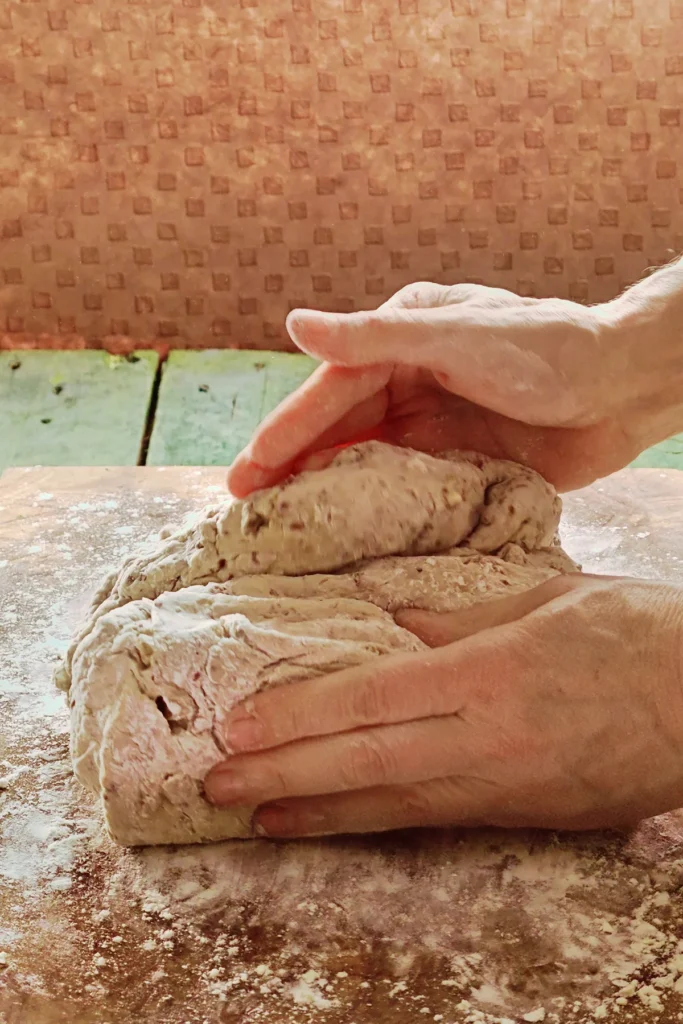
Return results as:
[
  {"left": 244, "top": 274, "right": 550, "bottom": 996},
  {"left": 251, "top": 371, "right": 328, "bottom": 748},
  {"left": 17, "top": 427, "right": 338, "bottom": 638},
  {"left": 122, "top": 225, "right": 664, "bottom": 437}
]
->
[{"left": 204, "top": 263, "right": 683, "bottom": 837}]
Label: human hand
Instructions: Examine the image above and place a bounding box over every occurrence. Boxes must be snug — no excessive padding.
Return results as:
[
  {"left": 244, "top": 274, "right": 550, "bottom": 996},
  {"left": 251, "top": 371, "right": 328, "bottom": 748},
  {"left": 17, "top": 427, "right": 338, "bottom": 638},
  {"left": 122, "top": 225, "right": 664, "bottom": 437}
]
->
[
  {"left": 204, "top": 575, "right": 683, "bottom": 836},
  {"left": 227, "top": 281, "right": 642, "bottom": 496}
]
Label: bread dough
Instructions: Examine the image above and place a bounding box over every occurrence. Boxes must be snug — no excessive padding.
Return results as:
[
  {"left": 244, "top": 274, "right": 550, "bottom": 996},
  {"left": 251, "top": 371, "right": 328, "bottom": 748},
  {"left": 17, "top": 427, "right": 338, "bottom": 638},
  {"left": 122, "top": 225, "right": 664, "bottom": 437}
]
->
[{"left": 57, "top": 442, "right": 578, "bottom": 846}]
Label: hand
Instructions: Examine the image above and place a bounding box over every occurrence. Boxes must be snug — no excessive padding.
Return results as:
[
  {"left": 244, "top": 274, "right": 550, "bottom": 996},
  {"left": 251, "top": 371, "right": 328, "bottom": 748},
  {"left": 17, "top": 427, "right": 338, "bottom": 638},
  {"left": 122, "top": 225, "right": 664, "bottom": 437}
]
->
[
  {"left": 227, "top": 281, "right": 642, "bottom": 497},
  {"left": 204, "top": 575, "right": 683, "bottom": 836}
]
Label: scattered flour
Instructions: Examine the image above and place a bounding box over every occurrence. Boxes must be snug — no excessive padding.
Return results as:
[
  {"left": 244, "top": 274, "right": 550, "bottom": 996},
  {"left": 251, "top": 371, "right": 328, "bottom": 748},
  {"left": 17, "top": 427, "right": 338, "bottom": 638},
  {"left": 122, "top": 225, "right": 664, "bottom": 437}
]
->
[{"left": 3, "top": 471, "right": 683, "bottom": 1021}]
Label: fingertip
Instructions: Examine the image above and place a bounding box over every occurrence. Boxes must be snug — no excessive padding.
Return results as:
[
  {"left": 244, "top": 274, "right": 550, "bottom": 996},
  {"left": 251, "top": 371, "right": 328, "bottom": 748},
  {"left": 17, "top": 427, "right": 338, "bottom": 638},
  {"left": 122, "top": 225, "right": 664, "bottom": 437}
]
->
[
  {"left": 287, "top": 309, "right": 375, "bottom": 364},
  {"left": 395, "top": 609, "right": 457, "bottom": 648},
  {"left": 226, "top": 457, "right": 283, "bottom": 498},
  {"left": 286, "top": 308, "right": 336, "bottom": 351},
  {"left": 284, "top": 308, "right": 306, "bottom": 341},
  {"left": 225, "top": 452, "right": 251, "bottom": 497},
  {"left": 203, "top": 765, "right": 229, "bottom": 805}
]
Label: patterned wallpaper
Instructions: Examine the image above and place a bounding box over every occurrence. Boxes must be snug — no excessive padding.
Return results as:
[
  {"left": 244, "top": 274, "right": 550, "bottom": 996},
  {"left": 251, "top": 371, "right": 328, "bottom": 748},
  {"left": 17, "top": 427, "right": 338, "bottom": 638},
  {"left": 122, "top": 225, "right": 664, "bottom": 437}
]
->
[{"left": 0, "top": 0, "right": 681, "bottom": 349}]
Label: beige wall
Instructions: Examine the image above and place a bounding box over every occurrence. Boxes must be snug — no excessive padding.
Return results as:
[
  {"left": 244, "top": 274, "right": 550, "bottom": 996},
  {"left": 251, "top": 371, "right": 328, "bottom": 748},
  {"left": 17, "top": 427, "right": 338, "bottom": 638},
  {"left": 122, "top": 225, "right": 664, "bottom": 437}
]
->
[{"left": 0, "top": 0, "right": 681, "bottom": 349}]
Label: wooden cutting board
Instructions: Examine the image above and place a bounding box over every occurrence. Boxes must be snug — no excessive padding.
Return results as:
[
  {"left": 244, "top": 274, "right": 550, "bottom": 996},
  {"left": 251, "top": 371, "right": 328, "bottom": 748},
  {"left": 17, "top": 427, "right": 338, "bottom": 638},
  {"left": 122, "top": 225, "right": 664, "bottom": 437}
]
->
[{"left": 2, "top": 466, "right": 683, "bottom": 1024}]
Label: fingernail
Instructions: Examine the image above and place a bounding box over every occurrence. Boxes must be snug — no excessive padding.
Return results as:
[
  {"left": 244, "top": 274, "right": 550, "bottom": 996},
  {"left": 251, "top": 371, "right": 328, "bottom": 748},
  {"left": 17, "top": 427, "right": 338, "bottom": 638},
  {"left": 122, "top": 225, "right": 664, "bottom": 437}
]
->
[
  {"left": 253, "top": 804, "right": 295, "bottom": 837},
  {"left": 225, "top": 713, "right": 264, "bottom": 753},
  {"left": 203, "top": 768, "right": 249, "bottom": 806}
]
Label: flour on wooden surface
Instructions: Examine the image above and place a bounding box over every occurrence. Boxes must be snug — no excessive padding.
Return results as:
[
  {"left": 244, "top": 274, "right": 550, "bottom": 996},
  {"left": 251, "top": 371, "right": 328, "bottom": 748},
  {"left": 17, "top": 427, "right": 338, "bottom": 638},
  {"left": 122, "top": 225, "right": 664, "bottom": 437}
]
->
[{"left": 3, "top": 468, "right": 683, "bottom": 1022}]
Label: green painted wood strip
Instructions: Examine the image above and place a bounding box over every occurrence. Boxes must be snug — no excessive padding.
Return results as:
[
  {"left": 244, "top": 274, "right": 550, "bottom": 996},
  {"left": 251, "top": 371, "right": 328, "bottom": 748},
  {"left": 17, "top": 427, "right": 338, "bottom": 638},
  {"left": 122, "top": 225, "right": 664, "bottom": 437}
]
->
[
  {"left": 0, "top": 350, "right": 159, "bottom": 472},
  {"left": 147, "top": 347, "right": 683, "bottom": 472},
  {"left": 147, "top": 350, "right": 316, "bottom": 466},
  {"left": 631, "top": 435, "right": 683, "bottom": 470}
]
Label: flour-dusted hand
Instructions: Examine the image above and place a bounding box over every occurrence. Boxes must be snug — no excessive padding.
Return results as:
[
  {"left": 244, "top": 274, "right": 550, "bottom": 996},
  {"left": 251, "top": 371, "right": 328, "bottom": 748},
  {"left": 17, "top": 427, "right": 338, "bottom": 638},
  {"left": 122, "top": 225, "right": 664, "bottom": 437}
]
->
[
  {"left": 204, "top": 575, "right": 683, "bottom": 836},
  {"left": 227, "top": 265, "right": 683, "bottom": 496}
]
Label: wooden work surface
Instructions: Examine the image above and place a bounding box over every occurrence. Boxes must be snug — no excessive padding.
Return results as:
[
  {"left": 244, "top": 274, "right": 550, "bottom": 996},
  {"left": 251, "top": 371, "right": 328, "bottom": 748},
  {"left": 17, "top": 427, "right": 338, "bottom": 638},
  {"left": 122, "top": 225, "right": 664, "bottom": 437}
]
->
[{"left": 2, "top": 466, "right": 683, "bottom": 1024}]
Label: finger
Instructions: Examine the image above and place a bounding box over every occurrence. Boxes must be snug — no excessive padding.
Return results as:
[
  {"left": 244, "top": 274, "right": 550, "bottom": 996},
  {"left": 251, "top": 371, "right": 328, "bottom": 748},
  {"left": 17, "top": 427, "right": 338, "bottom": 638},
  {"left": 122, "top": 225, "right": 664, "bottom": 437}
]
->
[
  {"left": 291, "top": 388, "right": 389, "bottom": 463},
  {"left": 226, "top": 363, "right": 390, "bottom": 497},
  {"left": 205, "top": 714, "right": 487, "bottom": 807},
  {"left": 396, "top": 573, "right": 618, "bottom": 647},
  {"left": 285, "top": 305, "right": 461, "bottom": 367},
  {"left": 285, "top": 301, "right": 547, "bottom": 368},
  {"left": 396, "top": 575, "right": 585, "bottom": 647},
  {"left": 263, "top": 392, "right": 389, "bottom": 481},
  {"left": 218, "top": 631, "right": 516, "bottom": 754},
  {"left": 285, "top": 305, "right": 576, "bottom": 426},
  {"left": 291, "top": 395, "right": 391, "bottom": 475},
  {"left": 253, "top": 776, "right": 494, "bottom": 837}
]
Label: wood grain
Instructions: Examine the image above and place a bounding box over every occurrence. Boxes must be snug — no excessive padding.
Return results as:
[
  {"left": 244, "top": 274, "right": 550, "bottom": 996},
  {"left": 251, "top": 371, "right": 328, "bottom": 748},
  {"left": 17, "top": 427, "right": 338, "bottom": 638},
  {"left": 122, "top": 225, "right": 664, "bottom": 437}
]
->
[{"left": 2, "top": 466, "right": 683, "bottom": 1024}]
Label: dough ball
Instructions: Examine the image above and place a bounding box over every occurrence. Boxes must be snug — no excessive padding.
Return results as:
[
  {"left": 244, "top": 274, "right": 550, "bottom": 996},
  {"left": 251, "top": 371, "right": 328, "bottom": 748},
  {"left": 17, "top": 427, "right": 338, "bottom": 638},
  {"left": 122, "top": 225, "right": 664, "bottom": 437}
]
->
[{"left": 58, "top": 442, "right": 577, "bottom": 846}]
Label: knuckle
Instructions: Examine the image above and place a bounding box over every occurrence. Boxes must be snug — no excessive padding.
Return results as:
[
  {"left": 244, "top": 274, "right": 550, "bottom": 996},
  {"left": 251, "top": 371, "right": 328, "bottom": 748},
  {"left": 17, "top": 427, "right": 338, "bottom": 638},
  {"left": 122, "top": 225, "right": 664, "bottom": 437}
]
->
[
  {"left": 385, "top": 281, "right": 441, "bottom": 309},
  {"left": 347, "top": 679, "right": 394, "bottom": 725},
  {"left": 445, "top": 282, "right": 482, "bottom": 303},
  {"left": 487, "top": 718, "right": 547, "bottom": 766},
  {"left": 431, "top": 666, "right": 459, "bottom": 706},
  {"left": 477, "top": 284, "right": 519, "bottom": 305},
  {"left": 340, "top": 734, "right": 396, "bottom": 789},
  {"left": 445, "top": 282, "right": 524, "bottom": 307},
  {"left": 491, "top": 730, "right": 532, "bottom": 764},
  {"left": 408, "top": 281, "right": 439, "bottom": 304},
  {"left": 396, "top": 786, "right": 435, "bottom": 826},
  {"left": 262, "top": 691, "right": 318, "bottom": 746},
  {"left": 263, "top": 763, "right": 292, "bottom": 800},
  {"left": 278, "top": 700, "right": 322, "bottom": 747},
  {"left": 282, "top": 700, "right": 310, "bottom": 736},
  {"left": 385, "top": 283, "right": 421, "bottom": 306}
]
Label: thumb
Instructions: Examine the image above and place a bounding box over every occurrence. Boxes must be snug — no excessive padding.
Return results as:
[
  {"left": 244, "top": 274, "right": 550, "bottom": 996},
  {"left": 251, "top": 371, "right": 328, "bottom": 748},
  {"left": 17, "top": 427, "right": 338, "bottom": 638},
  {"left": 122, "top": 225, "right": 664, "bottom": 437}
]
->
[
  {"left": 285, "top": 306, "right": 458, "bottom": 368},
  {"left": 396, "top": 574, "right": 589, "bottom": 647},
  {"left": 286, "top": 305, "right": 574, "bottom": 428}
]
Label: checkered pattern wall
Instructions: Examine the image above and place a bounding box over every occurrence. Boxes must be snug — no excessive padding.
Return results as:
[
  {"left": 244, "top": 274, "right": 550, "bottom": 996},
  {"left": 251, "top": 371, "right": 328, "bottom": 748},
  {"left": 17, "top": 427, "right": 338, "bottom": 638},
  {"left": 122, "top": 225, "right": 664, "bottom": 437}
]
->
[{"left": 0, "top": 0, "right": 682, "bottom": 349}]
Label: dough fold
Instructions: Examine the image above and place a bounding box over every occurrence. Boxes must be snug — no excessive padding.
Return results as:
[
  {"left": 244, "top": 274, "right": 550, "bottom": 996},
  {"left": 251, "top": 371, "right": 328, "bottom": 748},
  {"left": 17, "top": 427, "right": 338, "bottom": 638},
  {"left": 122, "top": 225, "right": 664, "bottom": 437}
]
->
[{"left": 57, "top": 442, "right": 578, "bottom": 846}]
